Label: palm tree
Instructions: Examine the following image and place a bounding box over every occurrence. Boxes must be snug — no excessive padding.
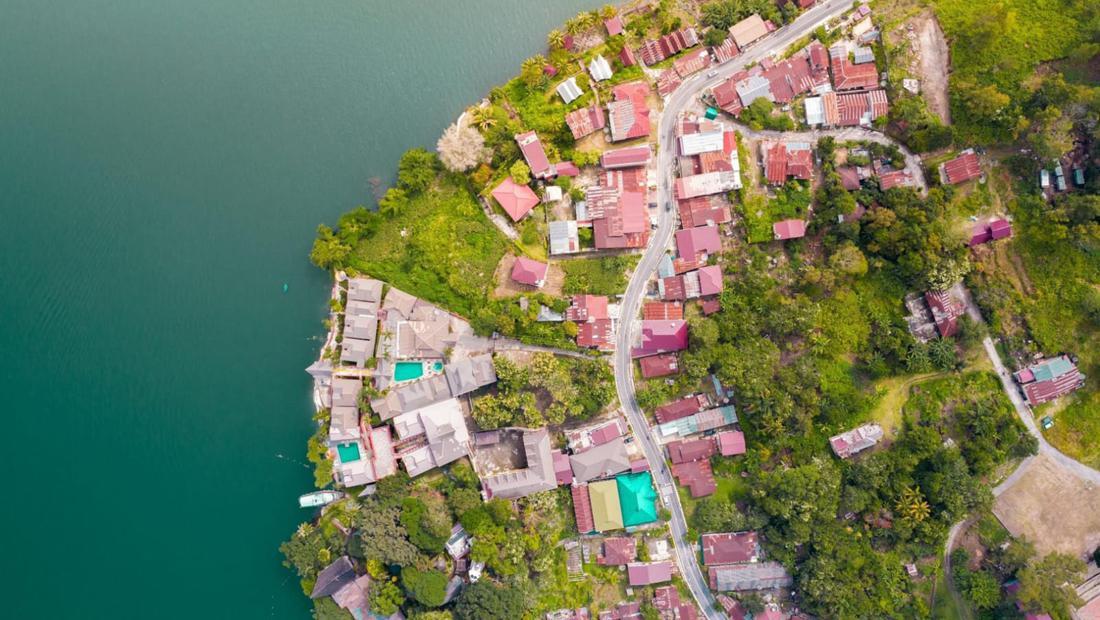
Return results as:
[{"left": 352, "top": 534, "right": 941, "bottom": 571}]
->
[
  {"left": 565, "top": 15, "right": 586, "bottom": 35},
  {"left": 468, "top": 106, "right": 496, "bottom": 131},
  {"left": 896, "top": 487, "right": 931, "bottom": 523},
  {"left": 547, "top": 28, "right": 565, "bottom": 50},
  {"left": 599, "top": 4, "right": 617, "bottom": 20}
]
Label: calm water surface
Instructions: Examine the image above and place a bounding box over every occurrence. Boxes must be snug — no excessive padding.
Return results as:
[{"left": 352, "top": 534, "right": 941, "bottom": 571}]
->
[{"left": 0, "top": 0, "right": 594, "bottom": 616}]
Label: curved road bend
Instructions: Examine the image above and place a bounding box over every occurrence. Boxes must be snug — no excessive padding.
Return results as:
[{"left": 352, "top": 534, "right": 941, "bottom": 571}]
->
[{"left": 612, "top": 2, "right": 856, "bottom": 617}]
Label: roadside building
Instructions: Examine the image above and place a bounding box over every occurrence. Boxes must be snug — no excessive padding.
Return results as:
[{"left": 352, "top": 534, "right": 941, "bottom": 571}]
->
[
  {"left": 492, "top": 177, "right": 540, "bottom": 222},
  {"left": 637, "top": 27, "right": 699, "bottom": 65},
  {"left": 657, "top": 405, "right": 738, "bottom": 438},
  {"left": 589, "top": 479, "right": 625, "bottom": 531},
  {"left": 643, "top": 301, "right": 683, "bottom": 321},
  {"left": 570, "top": 436, "right": 632, "bottom": 483},
  {"left": 511, "top": 257, "right": 548, "bottom": 288},
  {"left": 652, "top": 585, "right": 698, "bottom": 620},
  {"left": 675, "top": 171, "right": 742, "bottom": 198},
  {"left": 566, "top": 294, "right": 610, "bottom": 323},
  {"left": 729, "top": 15, "right": 768, "bottom": 49},
  {"left": 708, "top": 562, "right": 793, "bottom": 591},
  {"left": 602, "top": 145, "right": 652, "bottom": 169},
  {"left": 762, "top": 141, "right": 813, "bottom": 184},
  {"left": 678, "top": 196, "right": 732, "bottom": 227},
  {"left": 675, "top": 225, "right": 721, "bottom": 262},
  {"left": 608, "top": 83, "right": 652, "bottom": 142},
  {"left": 829, "top": 43, "right": 879, "bottom": 90},
  {"left": 656, "top": 393, "right": 711, "bottom": 424},
  {"left": 632, "top": 320, "right": 689, "bottom": 357},
  {"left": 879, "top": 168, "right": 915, "bottom": 190},
  {"left": 639, "top": 353, "right": 679, "bottom": 379},
  {"left": 671, "top": 460, "right": 716, "bottom": 497},
  {"left": 712, "top": 38, "right": 740, "bottom": 64},
  {"left": 617, "top": 471, "right": 659, "bottom": 526},
  {"left": 701, "top": 531, "right": 759, "bottom": 565},
  {"left": 1014, "top": 355, "right": 1086, "bottom": 405},
  {"left": 829, "top": 423, "right": 884, "bottom": 459},
  {"left": 667, "top": 437, "right": 717, "bottom": 464}
]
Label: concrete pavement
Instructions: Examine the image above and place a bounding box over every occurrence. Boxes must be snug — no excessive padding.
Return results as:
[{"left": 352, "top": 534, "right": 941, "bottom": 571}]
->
[{"left": 611, "top": 2, "right": 857, "bottom": 618}]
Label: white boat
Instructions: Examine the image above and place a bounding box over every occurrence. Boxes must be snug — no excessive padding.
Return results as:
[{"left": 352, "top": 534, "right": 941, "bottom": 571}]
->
[{"left": 298, "top": 490, "right": 344, "bottom": 508}]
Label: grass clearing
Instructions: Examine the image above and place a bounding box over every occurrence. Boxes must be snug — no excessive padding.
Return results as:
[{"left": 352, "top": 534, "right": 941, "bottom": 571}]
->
[
  {"left": 869, "top": 371, "right": 949, "bottom": 437},
  {"left": 561, "top": 255, "right": 640, "bottom": 295}
]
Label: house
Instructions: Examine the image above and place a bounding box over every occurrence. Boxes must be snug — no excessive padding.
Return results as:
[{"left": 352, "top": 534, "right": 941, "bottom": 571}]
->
[
  {"left": 879, "top": 168, "right": 915, "bottom": 190},
  {"left": 589, "top": 479, "right": 625, "bottom": 531},
  {"left": 516, "top": 131, "right": 555, "bottom": 179},
  {"left": 557, "top": 76, "right": 583, "bottom": 104},
  {"left": 589, "top": 55, "right": 613, "bottom": 82},
  {"left": 804, "top": 96, "right": 825, "bottom": 126},
  {"left": 331, "top": 377, "right": 361, "bottom": 409},
  {"left": 567, "top": 417, "right": 627, "bottom": 452},
  {"left": 941, "top": 149, "right": 982, "bottom": 185},
  {"left": 444, "top": 354, "right": 496, "bottom": 397},
  {"left": 599, "top": 602, "right": 643, "bottom": 620},
  {"left": 713, "top": 37, "right": 740, "bottom": 64},
  {"left": 566, "top": 294, "right": 610, "bottom": 322},
  {"left": 608, "top": 85, "right": 651, "bottom": 142},
  {"left": 619, "top": 471, "right": 659, "bottom": 526},
  {"left": 632, "top": 320, "right": 689, "bottom": 357},
  {"left": 708, "top": 562, "right": 793, "bottom": 591},
  {"left": 671, "top": 460, "right": 716, "bottom": 497},
  {"left": 637, "top": 27, "right": 699, "bottom": 65},
  {"left": 445, "top": 524, "right": 472, "bottom": 559},
  {"left": 370, "top": 373, "right": 451, "bottom": 420},
  {"left": 1014, "top": 355, "right": 1085, "bottom": 405},
  {"left": 838, "top": 166, "right": 862, "bottom": 190},
  {"left": 311, "top": 556, "right": 357, "bottom": 600},
  {"left": 570, "top": 436, "right": 632, "bottom": 483},
  {"left": 820, "top": 89, "right": 889, "bottom": 127},
  {"left": 762, "top": 141, "right": 813, "bottom": 184},
  {"left": 482, "top": 428, "right": 558, "bottom": 499},
  {"left": 620, "top": 46, "right": 637, "bottom": 67},
  {"left": 698, "top": 265, "right": 723, "bottom": 297},
  {"left": 566, "top": 103, "right": 607, "bottom": 140},
  {"left": 627, "top": 562, "right": 674, "bottom": 586},
  {"left": 511, "top": 257, "right": 549, "bottom": 288},
  {"left": 675, "top": 225, "right": 721, "bottom": 262},
  {"left": 554, "top": 450, "right": 573, "bottom": 485},
  {"left": 557, "top": 161, "right": 581, "bottom": 177},
  {"left": 667, "top": 437, "right": 717, "bottom": 464},
  {"left": 585, "top": 186, "right": 649, "bottom": 250},
  {"left": 602, "top": 145, "right": 652, "bottom": 169},
  {"left": 675, "top": 171, "right": 742, "bottom": 198},
  {"left": 729, "top": 14, "right": 768, "bottom": 49},
  {"left": 550, "top": 220, "right": 581, "bottom": 255},
  {"left": 853, "top": 46, "right": 875, "bottom": 64},
  {"left": 829, "top": 423, "right": 884, "bottom": 459},
  {"left": 640, "top": 353, "right": 679, "bottom": 379},
  {"left": 701, "top": 532, "right": 759, "bottom": 565},
  {"left": 678, "top": 196, "right": 732, "bottom": 228},
  {"left": 492, "top": 177, "right": 540, "bottom": 222},
  {"left": 392, "top": 398, "right": 472, "bottom": 477},
  {"left": 680, "top": 129, "right": 725, "bottom": 156},
  {"left": 572, "top": 484, "right": 596, "bottom": 533},
  {"left": 673, "top": 48, "right": 712, "bottom": 78},
  {"left": 605, "top": 15, "right": 624, "bottom": 36},
  {"left": 652, "top": 585, "right": 698, "bottom": 620},
  {"left": 712, "top": 76, "right": 745, "bottom": 116},
  {"left": 643, "top": 301, "right": 684, "bottom": 320},
  {"left": 545, "top": 185, "right": 562, "bottom": 203},
  {"left": 329, "top": 405, "right": 361, "bottom": 445},
  {"left": 924, "top": 288, "right": 965, "bottom": 337},
  {"left": 577, "top": 319, "right": 614, "bottom": 350},
  {"left": 735, "top": 74, "right": 773, "bottom": 108},
  {"left": 701, "top": 298, "right": 721, "bottom": 315},
  {"left": 657, "top": 405, "right": 738, "bottom": 438},
  {"left": 348, "top": 277, "right": 384, "bottom": 304},
  {"left": 369, "top": 426, "right": 398, "bottom": 479},
  {"left": 716, "top": 430, "right": 746, "bottom": 456},
  {"left": 599, "top": 537, "right": 638, "bottom": 565},
  {"left": 830, "top": 43, "right": 879, "bottom": 90},
  {"left": 656, "top": 393, "right": 711, "bottom": 424},
  {"left": 772, "top": 219, "right": 807, "bottom": 240},
  {"left": 340, "top": 333, "right": 375, "bottom": 368}
]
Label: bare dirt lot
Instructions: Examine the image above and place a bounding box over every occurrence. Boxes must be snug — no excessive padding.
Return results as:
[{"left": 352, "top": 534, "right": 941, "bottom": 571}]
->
[
  {"left": 993, "top": 454, "right": 1100, "bottom": 559},
  {"left": 492, "top": 253, "right": 564, "bottom": 297},
  {"left": 913, "top": 12, "right": 951, "bottom": 124}
]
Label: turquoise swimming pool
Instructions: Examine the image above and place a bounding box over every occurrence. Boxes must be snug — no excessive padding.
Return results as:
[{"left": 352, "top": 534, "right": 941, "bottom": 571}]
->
[
  {"left": 336, "top": 442, "right": 361, "bottom": 463},
  {"left": 393, "top": 361, "right": 425, "bottom": 382}
]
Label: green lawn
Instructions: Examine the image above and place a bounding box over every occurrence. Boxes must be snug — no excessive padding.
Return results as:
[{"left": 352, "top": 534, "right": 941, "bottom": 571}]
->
[
  {"left": 561, "top": 255, "right": 639, "bottom": 295},
  {"left": 869, "top": 371, "right": 949, "bottom": 438},
  {"left": 347, "top": 176, "right": 507, "bottom": 318}
]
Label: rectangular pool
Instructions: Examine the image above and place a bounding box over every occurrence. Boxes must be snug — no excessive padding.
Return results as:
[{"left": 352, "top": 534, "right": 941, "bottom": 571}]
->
[
  {"left": 393, "top": 361, "right": 425, "bottom": 382},
  {"left": 336, "top": 442, "right": 361, "bottom": 463}
]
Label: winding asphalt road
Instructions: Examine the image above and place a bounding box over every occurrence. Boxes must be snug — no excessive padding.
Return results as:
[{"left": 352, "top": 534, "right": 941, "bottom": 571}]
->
[{"left": 611, "top": 2, "right": 856, "bottom": 617}]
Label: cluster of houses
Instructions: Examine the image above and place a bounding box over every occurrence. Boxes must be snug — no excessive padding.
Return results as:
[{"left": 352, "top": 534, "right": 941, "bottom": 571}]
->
[
  {"left": 1013, "top": 355, "right": 1085, "bottom": 406},
  {"left": 701, "top": 530, "right": 793, "bottom": 596},
  {"left": 835, "top": 148, "right": 918, "bottom": 193}
]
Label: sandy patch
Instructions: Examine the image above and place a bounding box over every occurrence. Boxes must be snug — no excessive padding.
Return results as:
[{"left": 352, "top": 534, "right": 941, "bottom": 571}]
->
[
  {"left": 492, "top": 253, "right": 564, "bottom": 298},
  {"left": 912, "top": 11, "right": 951, "bottom": 124},
  {"left": 993, "top": 454, "right": 1100, "bottom": 559}
]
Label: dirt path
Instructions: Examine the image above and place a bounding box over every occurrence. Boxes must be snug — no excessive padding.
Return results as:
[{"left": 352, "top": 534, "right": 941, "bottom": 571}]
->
[{"left": 914, "top": 12, "right": 951, "bottom": 124}]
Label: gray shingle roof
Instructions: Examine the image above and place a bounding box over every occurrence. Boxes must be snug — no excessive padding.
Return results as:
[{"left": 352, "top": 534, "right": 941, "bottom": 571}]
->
[
  {"left": 311, "top": 556, "right": 356, "bottom": 599},
  {"left": 483, "top": 428, "right": 558, "bottom": 499},
  {"left": 569, "top": 437, "right": 631, "bottom": 483},
  {"left": 445, "top": 354, "right": 497, "bottom": 397},
  {"left": 347, "top": 278, "right": 383, "bottom": 304},
  {"left": 371, "top": 373, "right": 452, "bottom": 420}
]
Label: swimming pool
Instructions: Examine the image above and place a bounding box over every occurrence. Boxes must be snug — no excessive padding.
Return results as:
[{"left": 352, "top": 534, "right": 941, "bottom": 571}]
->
[
  {"left": 393, "top": 361, "right": 425, "bottom": 382},
  {"left": 336, "top": 442, "right": 361, "bottom": 463}
]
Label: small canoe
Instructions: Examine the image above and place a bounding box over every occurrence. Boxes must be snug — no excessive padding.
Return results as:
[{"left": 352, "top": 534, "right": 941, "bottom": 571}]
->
[{"left": 299, "top": 490, "right": 344, "bottom": 508}]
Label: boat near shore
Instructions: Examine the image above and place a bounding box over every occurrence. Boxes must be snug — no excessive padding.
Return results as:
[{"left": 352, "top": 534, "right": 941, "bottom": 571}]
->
[{"left": 299, "top": 490, "right": 344, "bottom": 508}]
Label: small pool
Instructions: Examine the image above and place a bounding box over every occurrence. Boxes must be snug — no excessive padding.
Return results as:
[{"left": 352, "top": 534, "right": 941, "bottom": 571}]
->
[
  {"left": 432, "top": 361, "right": 443, "bottom": 372},
  {"left": 336, "top": 442, "right": 361, "bottom": 463},
  {"left": 393, "top": 361, "right": 425, "bottom": 382}
]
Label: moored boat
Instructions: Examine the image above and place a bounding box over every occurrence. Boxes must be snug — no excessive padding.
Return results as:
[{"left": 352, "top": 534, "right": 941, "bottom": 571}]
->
[{"left": 298, "top": 490, "right": 344, "bottom": 508}]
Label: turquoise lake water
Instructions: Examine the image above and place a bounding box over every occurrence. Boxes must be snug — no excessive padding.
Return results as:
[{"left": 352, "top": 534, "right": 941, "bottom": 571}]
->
[{"left": 0, "top": 0, "right": 594, "bottom": 616}]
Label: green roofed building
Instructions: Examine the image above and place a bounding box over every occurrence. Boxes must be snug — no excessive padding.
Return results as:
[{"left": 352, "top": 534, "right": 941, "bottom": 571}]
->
[
  {"left": 589, "top": 479, "right": 624, "bottom": 531},
  {"left": 617, "top": 471, "right": 659, "bottom": 527}
]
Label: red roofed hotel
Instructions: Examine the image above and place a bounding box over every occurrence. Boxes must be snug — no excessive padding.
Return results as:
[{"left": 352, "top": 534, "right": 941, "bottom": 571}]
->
[
  {"left": 773, "top": 219, "right": 807, "bottom": 240},
  {"left": 640, "top": 353, "right": 680, "bottom": 378},
  {"left": 491, "top": 177, "right": 540, "bottom": 222},
  {"left": 701, "top": 531, "right": 759, "bottom": 565},
  {"left": 511, "top": 257, "right": 548, "bottom": 288},
  {"left": 515, "top": 131, "right": 554, "bottom": 179}
]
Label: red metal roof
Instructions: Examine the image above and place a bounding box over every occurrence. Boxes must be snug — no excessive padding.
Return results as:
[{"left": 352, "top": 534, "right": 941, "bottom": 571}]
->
[
  {"left": 515, "top": 131, "right": 553, "bottom": 178},
  {"left": 643, "top": 301, "right": 683, "bottom": 321},
  {"left": 599, "top": 537, "right": 637, "bottom": 565},
  {"left": 608, "top": 99, "right": 651, "bottom": 142},
  {"left": 671, "top": 460, "right": 716, "bottom": 497},
  {"left": 577, "top": 319, "right": 614, "bottom": 350},
  {"left": 924, "top": 289, "right": 964, "bottom": 338},
  {"left": 675, "top": 225, "right": 722, "bottom": 261},
  {"left": 601, "top": 145, "right": 651, "bottom": 169},
  {"left": 653, "top": 585, "right": 680, "bottom": 610},
  {"left": 830, "top": 48, "right": 879, "bottom": 90},
  {"left": 667, "top": 437, "right": 717, "bottom": 464},
  {"left": 879, "top": 169, "right": 913, "bottom": 190},
  {"left": 701, "top": 298, "right": 721, "bottom": 315},
  {"left": 712, "top": 39, "right": 740, "bottom": 64},
  {"left": 604, "top": 15, "right": 624, "bottom": 36},
  {"left": 656, "top": 394, "right": 710, "bottom": 424},
  {"left": 640, "top": 353, "right": 680, "bottom": 378},
  {"left": 697, "top": 265, "right": 724, "bottom": 297},
  {"left": 661, "top": 276, "right": 686, "bottom": 301},
  {"left": 678, "top": 196, "right": 732, "bottom": 227},
  {"left": 701, "top": 531, "right": 759, "bottom": 565},
  {"left": 565, "top": 104, "right": 607, "bottom": 140},
  {"left": 553, "top": 450, "right": 573, "bottom": 485},
  {"left": 716, "top": 430, "right": 745, "bottom": 456},
  {"left": 772, "top": 219, "right": 807, "bottom": 240},
  {"left": 511, "top": 257, "right": 548, "bottom": 286},
  {"left": 627, "top": 561, "right": 674, "bottom": 586},
  {"left": 943, "top": 150, "right": 982, "bottom": 184},
  {"left": 556, "top": 161, "right": 580, "bottom": 176},
  {"left": 590, "top": 419, "right": 626, "bottom": 446},
  {"left": 633, "top": 320, "right": 689, "bottom": 357},
  {"left": 566, "top": 294, "right": 610, "bottom": 322},
  {"left": 491, "top": 177, "right": 540, "bottom": 221},
  {"left": 572, "top": 484, "right": 595, "bottom": 533},
  {"left": 990, "top": 219, "right": 1013, "bottom": 239},
  {"left": 619, "top": 46, "right": 637, "bottom": 67}
]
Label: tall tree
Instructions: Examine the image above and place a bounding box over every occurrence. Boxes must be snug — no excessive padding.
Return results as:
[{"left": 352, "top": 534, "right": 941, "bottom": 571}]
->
[{"left": 1017, "top": 553, "right": 1086, "bottom": 619}]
